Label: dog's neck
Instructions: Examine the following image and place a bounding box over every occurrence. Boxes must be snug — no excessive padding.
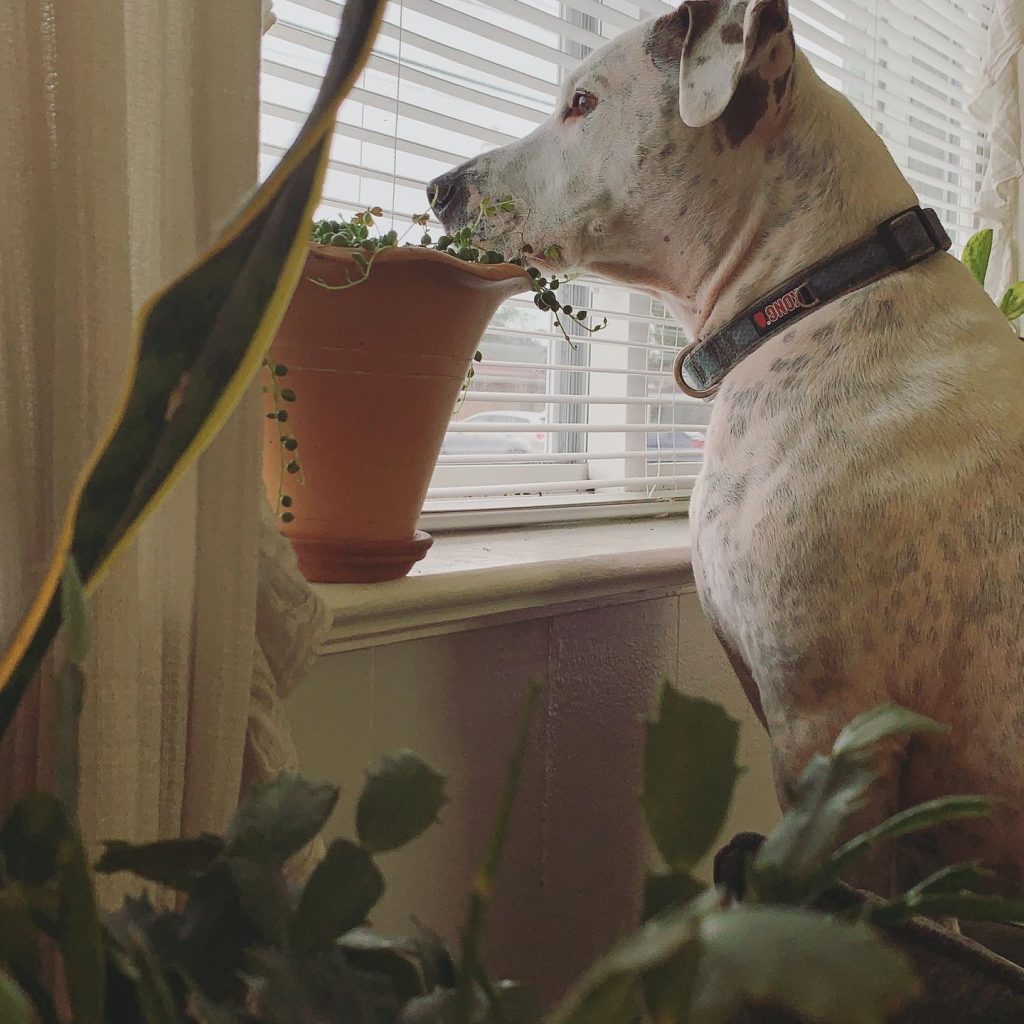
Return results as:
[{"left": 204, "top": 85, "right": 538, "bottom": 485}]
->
[{"left": 656, "top": 53, "right": 918, "bottom": 341}]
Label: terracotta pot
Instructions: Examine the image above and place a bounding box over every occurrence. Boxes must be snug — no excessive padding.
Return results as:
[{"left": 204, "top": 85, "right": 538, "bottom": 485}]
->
[{"left": 263, "top": 244, "right": 529, "bottom": 583}]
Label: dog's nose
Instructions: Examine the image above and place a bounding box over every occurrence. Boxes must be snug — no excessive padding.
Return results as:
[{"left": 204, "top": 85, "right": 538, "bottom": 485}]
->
[{"left": 426, "top": 169, "right": 468, "bottom": 226}]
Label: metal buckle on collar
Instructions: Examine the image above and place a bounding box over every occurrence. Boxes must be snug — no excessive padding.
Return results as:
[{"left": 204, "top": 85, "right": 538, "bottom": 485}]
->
[
  {"left": 673, "top": 340, "right": 720, "bottom": 400},
  {"left": 877, "top": 206, "right": 951, "bottom": 269}
]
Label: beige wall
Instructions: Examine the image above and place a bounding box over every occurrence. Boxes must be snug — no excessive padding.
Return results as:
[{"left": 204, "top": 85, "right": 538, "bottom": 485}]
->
[{"left": 286, "top": 590, "right": 778, "bottom": 1005}]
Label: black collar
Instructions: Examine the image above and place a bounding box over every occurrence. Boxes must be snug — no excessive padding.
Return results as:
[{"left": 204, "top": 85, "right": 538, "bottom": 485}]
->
[{"left": 673, "top": 206, "right": 952, "bottom": 399}]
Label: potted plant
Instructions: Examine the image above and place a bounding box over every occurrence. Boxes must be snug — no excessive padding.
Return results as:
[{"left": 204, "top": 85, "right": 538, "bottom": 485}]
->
[{"left": 261, "top": 206, "right": 605, "bottom": 584}]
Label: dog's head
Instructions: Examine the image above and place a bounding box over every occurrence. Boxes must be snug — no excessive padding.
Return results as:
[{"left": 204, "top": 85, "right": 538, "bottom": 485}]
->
[{"left": 428, "top": 0, "right": 797, "bottom": 288}]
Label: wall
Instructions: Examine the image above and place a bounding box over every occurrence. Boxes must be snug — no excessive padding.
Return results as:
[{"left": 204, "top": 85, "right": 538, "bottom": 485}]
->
[{"left": 286, "top": 588, "right": 779, "bottom": 1005}]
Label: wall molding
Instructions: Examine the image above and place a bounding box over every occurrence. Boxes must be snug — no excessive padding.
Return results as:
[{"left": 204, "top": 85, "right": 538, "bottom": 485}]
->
[{"left": 315, "top": 542, "right": 695, "bottom": 654}]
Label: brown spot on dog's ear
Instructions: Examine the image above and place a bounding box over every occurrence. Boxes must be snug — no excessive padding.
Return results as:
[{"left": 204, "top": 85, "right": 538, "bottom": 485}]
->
[
  {"left": 720, "top": 21, "right": 742, "bottom": 44},
  {"left": 685, "top": 0, "right": 723, "bottom": 55},
  {"left": 720, "top": 71, "right": 770, "bottom": 147},
  {"left": 644, "top": 5, "right": 691, "bottom": 69}
]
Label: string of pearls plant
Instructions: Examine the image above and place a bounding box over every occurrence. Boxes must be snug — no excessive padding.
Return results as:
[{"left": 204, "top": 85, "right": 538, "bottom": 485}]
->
[{"left": 265, "top": 200, "right": 608, "bottom": 521}]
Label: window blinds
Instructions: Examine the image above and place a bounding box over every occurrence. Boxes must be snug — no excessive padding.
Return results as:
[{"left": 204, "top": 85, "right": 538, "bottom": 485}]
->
[{"left": 261, "top": 0, "right": 990, "bottom": 520}]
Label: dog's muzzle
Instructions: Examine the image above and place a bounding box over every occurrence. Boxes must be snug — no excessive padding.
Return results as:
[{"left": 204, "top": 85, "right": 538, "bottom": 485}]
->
[{"left": 426, "top": 168, "right": 470, "bottom": 229}]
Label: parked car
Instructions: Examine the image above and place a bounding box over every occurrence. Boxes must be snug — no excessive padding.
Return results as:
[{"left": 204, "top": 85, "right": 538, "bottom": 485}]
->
[
  {"left": 646, "top": 429, "right": 705, "bottom": 462},
  {"left": 442, "top": 411, "right": 547, "bottom": 455}
]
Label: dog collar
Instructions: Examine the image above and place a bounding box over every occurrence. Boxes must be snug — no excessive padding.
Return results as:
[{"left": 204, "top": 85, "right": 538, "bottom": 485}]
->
[{"left": 673, "top": 206, "right": 952, "bottom": 399}]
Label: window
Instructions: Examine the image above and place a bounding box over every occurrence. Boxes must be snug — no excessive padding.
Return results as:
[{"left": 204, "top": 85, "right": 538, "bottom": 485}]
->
[{"left": 261, "top": 0, "right": 990, "bottom": 526}]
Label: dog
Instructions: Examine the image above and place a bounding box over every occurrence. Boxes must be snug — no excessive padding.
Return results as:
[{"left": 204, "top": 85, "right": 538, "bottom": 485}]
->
[{"left": 428, "top": 0, "right": 1024, "bottom": 903}]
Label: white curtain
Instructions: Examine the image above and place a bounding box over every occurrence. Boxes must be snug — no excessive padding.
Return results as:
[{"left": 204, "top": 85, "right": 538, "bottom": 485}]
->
[
  {"left": 971, "top": 0, "right": 1024, "bottom": 291},
  {"left": 0, "top": 0, "right": 329, "bottom": 891}
]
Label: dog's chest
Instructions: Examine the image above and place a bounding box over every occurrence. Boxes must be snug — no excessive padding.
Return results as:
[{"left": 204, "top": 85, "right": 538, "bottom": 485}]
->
[{"left": 687, "top": 334, "right": 897, "bottom": 709}]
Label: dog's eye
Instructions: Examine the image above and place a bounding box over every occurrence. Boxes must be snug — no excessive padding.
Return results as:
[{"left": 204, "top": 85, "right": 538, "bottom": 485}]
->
[{"left": 566, "top": 89, "right": 598, "bottom": 119}]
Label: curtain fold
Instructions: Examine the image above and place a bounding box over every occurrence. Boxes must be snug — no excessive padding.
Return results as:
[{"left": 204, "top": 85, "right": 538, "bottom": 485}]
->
[
  {"left": 970, "top": 0, "right": 1024, "bottom": 290},
  {"left": 0, "top": 0, "right": 328, "bottom": 897}
]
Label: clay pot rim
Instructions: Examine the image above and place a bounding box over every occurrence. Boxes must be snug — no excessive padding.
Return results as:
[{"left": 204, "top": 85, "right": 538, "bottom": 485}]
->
[{"left": 309, "top": 242, "right": 533, "bottom": 290}]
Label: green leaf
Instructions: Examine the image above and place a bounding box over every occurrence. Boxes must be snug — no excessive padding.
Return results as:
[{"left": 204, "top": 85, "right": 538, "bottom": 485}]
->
[
  {"left": 356, "top": 752, "right": 448, "bottom": 854},
  {"left": 690, "top": 906, "right": 919, "bottom": 1024},
  {"left": 870, "top": 891, "right": 1024, "bottom": 928},
  {"left": 0, "top": 887, "right": 41, "bottom": 977},
  {"left": 548, "top": 895, "right": 712, "bottom": 1024},
  {"left": 59, "top": 556, "right": 89, "bottom": 664},
  {"left": 95, "top": 834, "right": 224, "bottom": 889},
  {"left": 643, "top": 871, "right": 705, "bottom": 921},
  {"left": 110, "top": 924, "right": 182, "bottom": 1024},
  {"left": 53, "top": 661, "right": 85, "bottom": 819},
  {"left": 823, "top": 795, "right": 991, "bottom": 886},
  {"left": 226, "top": 774, "right": 338, "bottom": 864},
  {"left": 5, "top": 796, "right": 107, "bottom": 1024},
  {"left": 1, "top": 793, "right": 66, "bottom": 886},
  {"left": 456, "top": 682, "right": 540, "bottom": 1024},
  {"left": 831, "top": 703, "right": 946, "bottom": 756},
  {"left": 57, "top": 823, "right": 106, "bottom": 1024},
  {"left": 550, "top": 973, "right": 640, "bottom": 1024},
  {"left": 642, "top": 943, "right": 701, "bottom": 1024},
  {"left": 962, "top": 227, "right": 993, "bottom": 287},
  {"left": 905, "top": 861, "right": 992, "bottom": 897},
  {"left": 643, "top": 871, "right": 706, "bottom": 1024},
  {"left": 999, "top": 282, "right": 1024, "bottom": 321},
  {"left": 227, "top": 856, "right": 291, "bottom": 948},
  {"left": 291, "top": 838, "right": 385, "bottom": 952},
  {"left": 0, "top": 974, "right": 33, "bottom": 1024},
  {"left": 640, "top": 685, "right": 742, "bottom": 871},
  {"left": 0, "top": 0, "right": 387, "bottom": 744},
  {"left": 338, "top": 930, "right": 427, "bottom": 1002},
  {"left": 752, "top": 750, "right": 875, "bottom": 904}
]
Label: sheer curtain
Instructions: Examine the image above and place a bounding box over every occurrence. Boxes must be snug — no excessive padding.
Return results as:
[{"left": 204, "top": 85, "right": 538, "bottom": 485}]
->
[
  {"left": 971, "top": 0, "right": 1024, "bottom": 292},
  {"left": 0, "top": 0, "right": 328, "bottom": 893}
]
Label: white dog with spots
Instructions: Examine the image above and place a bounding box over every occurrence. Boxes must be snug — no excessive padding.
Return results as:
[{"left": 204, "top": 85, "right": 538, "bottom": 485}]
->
[{"left": 429, "top": 0, "right": 1024, "bottom": 911}]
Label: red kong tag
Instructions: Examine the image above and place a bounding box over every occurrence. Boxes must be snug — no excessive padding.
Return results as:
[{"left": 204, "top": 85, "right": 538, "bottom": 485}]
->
[{"left": 751, "top": 283, "right": 818, "bottom": 333}]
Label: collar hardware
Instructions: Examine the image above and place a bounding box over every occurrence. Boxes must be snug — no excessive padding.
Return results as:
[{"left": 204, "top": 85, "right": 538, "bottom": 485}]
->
[{"left": 673, "top": 205, "right": 952, "bottom": 401}]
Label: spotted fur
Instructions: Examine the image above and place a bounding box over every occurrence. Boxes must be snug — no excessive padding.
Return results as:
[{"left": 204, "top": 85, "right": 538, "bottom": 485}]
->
[{"left": 430, "top": 0, "right": 1024, "bottom": 899}]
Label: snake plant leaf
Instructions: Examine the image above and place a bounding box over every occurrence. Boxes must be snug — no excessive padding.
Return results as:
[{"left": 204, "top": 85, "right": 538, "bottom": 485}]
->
[
  {"left": 752, "top": 750, "right": 874, "bottom": 904},
  {"left": 0, "top": 794, "right": 105, "bottom": 1024},
  {"left": 291, "top": 838, "right": 385, "bottom": 952},
  {"left": 94, "top": 833, "right": 225, "bottom": 890},
  {"left": 999, "top": 282, "right": 1024, "bottom": 321},
  {"left": 821, "top": 795, "right": 991, "bottom": 887},
  {"left": 962, "top": 227, "right": 993, "bottom": 287},
  {"left": 53, "top": 660, "right": 85, "bottom": 819},
  {"left": 226, "top": 773, "right": 339, "bottom": 864},
  {"left": 356, "top": 751, "right": 449, "bottom": 854},
  {"left": 640, "top": 684, "right": 742, "bottom": 872},
  {"left": 870, "top": 890, "right": 1024, "bottom": 928},
  {"left": 831, "top": 703, "right": 946, "bottom": 756},
  {"left": 0, "top": 886, "right": 41, "bottom": 979},
  {"left": 689, "top": 905, "right": 918, "bottom": 1024},
  {"left": 0, "top": 0, "right": 386, "bottom": 738}
]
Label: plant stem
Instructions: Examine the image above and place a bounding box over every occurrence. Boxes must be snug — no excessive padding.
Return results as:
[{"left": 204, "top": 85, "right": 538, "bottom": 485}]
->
[{"left": 454, "top": 680, "right": 541, "bottom": 1024}]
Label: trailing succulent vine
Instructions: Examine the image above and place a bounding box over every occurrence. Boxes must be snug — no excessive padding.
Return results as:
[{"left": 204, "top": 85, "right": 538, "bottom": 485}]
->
[
  {"left": 262, "top": 358, "right": 301, "bottom": 523},
  {"left": 265, "top": 201, "right": 607, "bottom": 522}
]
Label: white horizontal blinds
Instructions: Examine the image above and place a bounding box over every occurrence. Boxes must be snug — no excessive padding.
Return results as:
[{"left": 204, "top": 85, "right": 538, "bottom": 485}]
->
[
  {"left": 792, "top": 0, "right": 990, "bottom": 249},
  {"left": 261, "top": 0, "right": 988, "bottom": 516}
]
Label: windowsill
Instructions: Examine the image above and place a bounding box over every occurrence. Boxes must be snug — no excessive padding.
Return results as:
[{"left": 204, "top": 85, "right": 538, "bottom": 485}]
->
[{"left": 314, "top": 516, "right": 695, "bottom": 653}]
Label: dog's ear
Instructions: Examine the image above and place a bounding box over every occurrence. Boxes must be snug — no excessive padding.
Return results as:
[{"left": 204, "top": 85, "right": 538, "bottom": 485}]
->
[{"left": 678, "top": 0, "right": 790, "bottom": 128}]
